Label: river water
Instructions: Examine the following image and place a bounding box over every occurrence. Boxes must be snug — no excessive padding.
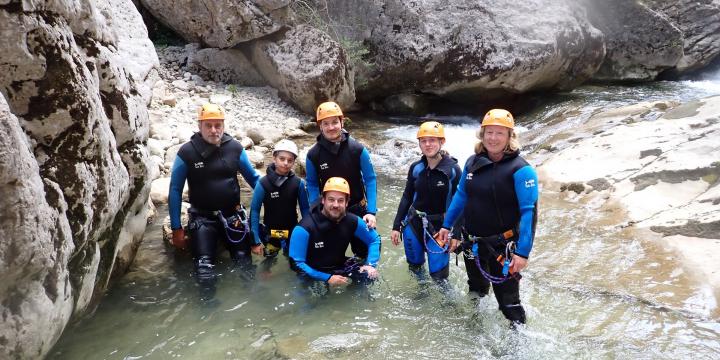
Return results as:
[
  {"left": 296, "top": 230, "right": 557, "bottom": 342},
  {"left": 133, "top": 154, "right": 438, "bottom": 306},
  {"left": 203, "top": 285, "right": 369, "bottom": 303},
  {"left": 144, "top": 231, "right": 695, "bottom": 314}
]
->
[{"left": 51, "top": 74, "right": 720, "bottom": 359}]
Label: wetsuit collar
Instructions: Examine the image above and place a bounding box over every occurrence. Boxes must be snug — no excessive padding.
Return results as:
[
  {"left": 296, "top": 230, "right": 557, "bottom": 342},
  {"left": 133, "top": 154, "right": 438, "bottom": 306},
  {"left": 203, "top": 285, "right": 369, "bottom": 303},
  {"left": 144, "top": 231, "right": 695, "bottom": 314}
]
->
[
  {"left": 422, "top": 153, "right": 458, "bottom": 179},
  {"left": 467, "top": 150, "right": 519, "bottom": 173},
  {"left": 265, "top": 163, "right": 295, "bottom": 187},
  {"left": 316, "top": 129, "right": 349, "bottom": 155},
  {"left": 190, "top": 132, "right": 233, "bottom": 159}
]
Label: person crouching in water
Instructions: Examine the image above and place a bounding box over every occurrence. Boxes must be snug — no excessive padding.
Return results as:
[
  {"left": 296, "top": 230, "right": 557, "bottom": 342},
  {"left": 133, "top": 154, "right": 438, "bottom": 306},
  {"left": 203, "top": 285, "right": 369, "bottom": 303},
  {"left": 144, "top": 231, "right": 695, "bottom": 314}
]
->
[
  {"left": 390, "top": 121, "right": 461, "bottom": 282},
  {"left": 250, "top": 139, "right": 310, "bottom": 266},
  {"left": 437, "top": 109, "right": 539, "bottom": 325},
  {"left": 289, "top": 177, "right": 380, "bottom": 287},
  {"left": 168, "top": 103, "right": 262, "bottom": 298}
]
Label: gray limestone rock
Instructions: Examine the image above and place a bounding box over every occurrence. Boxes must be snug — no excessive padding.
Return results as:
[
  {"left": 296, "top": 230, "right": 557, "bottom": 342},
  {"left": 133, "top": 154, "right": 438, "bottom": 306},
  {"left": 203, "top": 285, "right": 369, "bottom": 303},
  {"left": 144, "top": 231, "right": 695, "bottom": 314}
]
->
[
  {"left": 250, "top": 25, "right": 356, "bottom": 113},
  {"left": 187, "top": 48, "right": 267, "bottom": 86},
  {"left": 0, "top": 1, "right": 157, "bottom": 358},
  {"left": 586, "top": 0, "right": 684, "bottom": 81},
  {"left": 644, "top": 0, "right": 720, "bottom": 74},
  {"left": 307, "top": 0, "right": 605, "bottom": 102},
  {"left": 140, "top": 0, "right": 291, "bottom": 48}
]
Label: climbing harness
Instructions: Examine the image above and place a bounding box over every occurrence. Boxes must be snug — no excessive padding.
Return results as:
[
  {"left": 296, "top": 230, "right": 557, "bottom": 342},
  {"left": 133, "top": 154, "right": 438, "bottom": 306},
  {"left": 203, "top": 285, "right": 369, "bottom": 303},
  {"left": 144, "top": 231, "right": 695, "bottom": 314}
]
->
[
  {"left": 463, "top": 229, "right": 523, "bottom": 284},
  {"left": 400, "top": 207, "right": 449, "bottom": 254},
  {"left": 214, "top": 206, "right": 250, "bottom": 244}
]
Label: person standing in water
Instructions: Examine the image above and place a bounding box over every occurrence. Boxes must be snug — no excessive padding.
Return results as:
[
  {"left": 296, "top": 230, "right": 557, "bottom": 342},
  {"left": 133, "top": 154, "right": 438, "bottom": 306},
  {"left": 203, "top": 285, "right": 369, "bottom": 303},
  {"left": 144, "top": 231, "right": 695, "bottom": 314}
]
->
[
  {"left": 390, "top": 121, "right": 461, "bottom": 282},
  {"left": 437, "top": 109, "right": 539, "bottom": 324},
  {"left": 250, "top": 139, "right": 310, "bottom": 263},
  {"left": 305, "top": 101, "right": 379, "bottom": 259},
  {"left": 168, "top": 103, "right": 262, "bottom": 297}
]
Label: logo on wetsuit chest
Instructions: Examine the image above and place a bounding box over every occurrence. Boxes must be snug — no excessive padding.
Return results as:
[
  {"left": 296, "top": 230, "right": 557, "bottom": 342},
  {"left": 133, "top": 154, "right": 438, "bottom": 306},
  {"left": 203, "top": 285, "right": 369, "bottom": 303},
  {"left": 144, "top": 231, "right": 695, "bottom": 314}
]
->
[
  {"left": 270, "top": 191, "right": 280, "bottom": 199},
  {"left": 466, "top": 173, "right": 473, "bottom": 180},
  {"left": 320, "top": 163, "right": 329, "bottom": 170},
  {"left": 314, "top": 241, "right": 324, "bottom": 248},
  {"left": 194, "top": 162, "right": 204, "bottom": 169},
  {"left": 525, "top": 179, "right": 536, "bottom": 188},
  {"left": 436, "top": 180, "right": 445, "bottom": 187}
]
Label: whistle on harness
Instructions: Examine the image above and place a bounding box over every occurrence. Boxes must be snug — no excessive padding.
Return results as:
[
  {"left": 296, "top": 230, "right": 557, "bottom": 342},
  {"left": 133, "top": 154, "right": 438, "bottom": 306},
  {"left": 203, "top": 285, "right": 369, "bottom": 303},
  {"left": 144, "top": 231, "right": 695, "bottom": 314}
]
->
[{"left": 502, "top": 258, "right": 511, "bottom": 276}]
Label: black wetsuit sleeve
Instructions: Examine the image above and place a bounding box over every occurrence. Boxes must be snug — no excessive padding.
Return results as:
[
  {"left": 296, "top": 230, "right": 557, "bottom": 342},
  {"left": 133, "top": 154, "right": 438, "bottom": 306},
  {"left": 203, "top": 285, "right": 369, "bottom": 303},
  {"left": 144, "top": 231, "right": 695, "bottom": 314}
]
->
[
  {"left": 392, "top": 163, "right": 416, "bottom": 231},
  {"left": 449, "top": 163, "right": 464, "bottom": 239}
]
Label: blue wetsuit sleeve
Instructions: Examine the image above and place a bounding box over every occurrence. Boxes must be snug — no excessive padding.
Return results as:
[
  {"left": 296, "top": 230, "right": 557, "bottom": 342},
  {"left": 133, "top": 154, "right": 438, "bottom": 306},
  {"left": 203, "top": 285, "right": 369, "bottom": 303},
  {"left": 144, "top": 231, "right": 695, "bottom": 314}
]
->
[
  {"left": 169, "top": 156, "right": 188, "bottom": 229},
  {"left": 237, "top": 150, "right": 260, "bottom": 189},
  {"left": 512, "top": 165, "right": 539, "bottom": 258},
  {"left": 443, "top": 166, "right": 469, "bottom": 229},
  {"left": 354, "top": 218, "right": 381, "bottom": 267},
  {"left": 298, "top": 179, "right": 310, "bottom": 218},
  {"left": 392, "top": 164, "right": 416, "bottom": 231},
  {"left": 305, "top": 155, "right": 320, "bottom": 204},
  {"left": 250, "top": 183, "right": 264, "bottom": 245},
  {"left": 289, "top": 226, "right": 332, "bottom": 281},
  {"left": 360, "top": 148, "right": 378, "bottom": 214}
]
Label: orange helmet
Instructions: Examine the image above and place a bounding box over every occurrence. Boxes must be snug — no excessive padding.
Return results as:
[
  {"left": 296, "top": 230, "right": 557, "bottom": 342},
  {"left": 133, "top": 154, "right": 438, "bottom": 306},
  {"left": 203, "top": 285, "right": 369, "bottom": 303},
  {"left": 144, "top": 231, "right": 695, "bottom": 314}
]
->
[
  {"left": 416, "top": 121, "right": 445, "bottom": 139},
  {"left": 481, "top": 109, "right": 514, "bottom": 129},
  {"left": 198, "top": 103, "right": 225, "bottom": 121},
  {"left": 323, "top": 177, "right": 350, "bottom": 195},
  {"left": 316, "top": 101, "right": 344, "bottom": 122}
]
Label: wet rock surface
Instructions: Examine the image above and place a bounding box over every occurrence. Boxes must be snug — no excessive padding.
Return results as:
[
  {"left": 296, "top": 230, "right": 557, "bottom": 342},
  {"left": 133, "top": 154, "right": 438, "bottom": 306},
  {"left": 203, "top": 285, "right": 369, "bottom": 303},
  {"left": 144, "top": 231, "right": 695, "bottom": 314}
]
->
[{"left": 536, "top": 95, "right": 720, "bottom": 288}]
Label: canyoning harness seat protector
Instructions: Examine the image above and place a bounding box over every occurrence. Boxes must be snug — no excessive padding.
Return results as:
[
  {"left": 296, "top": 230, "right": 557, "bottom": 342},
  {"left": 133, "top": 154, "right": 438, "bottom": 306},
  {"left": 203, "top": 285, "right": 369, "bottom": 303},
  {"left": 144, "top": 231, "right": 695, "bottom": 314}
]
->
[
  {"left": 459, "top": 229, "right": 522, "bottom": 284},
  {"left": 400, "top": 206, "right": 449, "bottom": 254},
  {"left": 189, "top": 205, "right": 251, "bottom": 245}
]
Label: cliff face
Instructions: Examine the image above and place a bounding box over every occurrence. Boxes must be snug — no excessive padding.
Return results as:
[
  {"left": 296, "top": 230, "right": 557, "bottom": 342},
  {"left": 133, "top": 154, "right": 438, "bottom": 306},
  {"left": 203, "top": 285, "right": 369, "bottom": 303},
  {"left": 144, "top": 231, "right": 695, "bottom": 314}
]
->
[{"left": 0, "top": 1, "right": 157, "bottom": 358}]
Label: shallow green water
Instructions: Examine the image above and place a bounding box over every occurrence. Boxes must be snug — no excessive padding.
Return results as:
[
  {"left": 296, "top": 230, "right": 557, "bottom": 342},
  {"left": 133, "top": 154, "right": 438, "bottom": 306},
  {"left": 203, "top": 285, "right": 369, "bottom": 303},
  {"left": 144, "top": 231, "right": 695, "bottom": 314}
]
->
[{"left": 51, "top": 79, "right": 720, "bottom": 359}]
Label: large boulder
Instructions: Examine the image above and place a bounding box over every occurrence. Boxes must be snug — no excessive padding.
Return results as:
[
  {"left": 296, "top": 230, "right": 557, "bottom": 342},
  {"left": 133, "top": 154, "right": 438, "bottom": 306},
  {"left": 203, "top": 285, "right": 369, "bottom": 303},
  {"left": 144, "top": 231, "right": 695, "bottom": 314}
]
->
[
  {"left": 187, "top": 48, "right": 266, "bottom": 86},
  {"left": 307, "top": 0, "right": 606, "bottom": 102},
  {"left": 585, "top": 0, "right": 684, "bottom": 81},
  {"left": 0, "top": 0, "right": 157, "bottom": 358},
  {"left": 139, "top": 0, "right": 291, "bottom": 48},
  {"left": 643, "top": 0, "right": 720, "bottom": 74},
  {"left": 250, "top": 24, "right": 355, "bottom": 113}
]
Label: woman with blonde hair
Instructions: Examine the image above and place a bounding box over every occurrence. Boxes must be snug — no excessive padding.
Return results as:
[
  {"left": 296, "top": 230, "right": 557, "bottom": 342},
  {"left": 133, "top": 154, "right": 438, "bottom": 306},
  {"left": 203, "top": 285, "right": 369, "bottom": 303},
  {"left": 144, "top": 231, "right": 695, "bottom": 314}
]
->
[{"left": 436, "top": 109, "right": 539, "bottom": 324}]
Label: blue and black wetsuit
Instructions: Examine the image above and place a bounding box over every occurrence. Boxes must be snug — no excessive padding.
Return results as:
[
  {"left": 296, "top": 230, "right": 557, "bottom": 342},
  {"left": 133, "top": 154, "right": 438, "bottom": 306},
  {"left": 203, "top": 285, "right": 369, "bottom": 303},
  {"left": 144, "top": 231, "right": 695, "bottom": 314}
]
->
[
  {"left": 250, "top": 164, "right": 310, "bottom": 257},
  {"left": 169, "top": 133, "right": 260, "bottom": 270},
  {"left": 289, "top": 203, "right": 381, "bottom": 283},
  {"left": 305, "top": 130, "right": 378, "bottom": 258},
  {"left": 443, "top": 150, "right": 538, "bottom": 323},
  {"left": 392, "top": 153, "right": 461, "bottom": 279}
]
